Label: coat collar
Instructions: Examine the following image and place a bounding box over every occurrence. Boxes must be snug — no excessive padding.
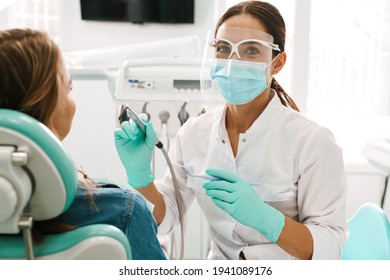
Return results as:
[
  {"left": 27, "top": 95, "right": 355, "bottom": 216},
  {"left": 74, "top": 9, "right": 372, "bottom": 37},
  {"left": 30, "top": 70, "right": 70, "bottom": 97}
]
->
[{"left": 214, "top": 89, "right": 282, "bottom": 140}]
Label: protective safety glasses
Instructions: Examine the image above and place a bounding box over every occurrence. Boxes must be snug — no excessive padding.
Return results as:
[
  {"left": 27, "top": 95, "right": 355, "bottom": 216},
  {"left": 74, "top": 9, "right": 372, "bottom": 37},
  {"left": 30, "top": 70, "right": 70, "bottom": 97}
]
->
[
  {"left": 209, "top": 38, "right": 280, "bottom": 61},
  {"left": 205, "top": 26, "right": 281, "bottom": 63}
]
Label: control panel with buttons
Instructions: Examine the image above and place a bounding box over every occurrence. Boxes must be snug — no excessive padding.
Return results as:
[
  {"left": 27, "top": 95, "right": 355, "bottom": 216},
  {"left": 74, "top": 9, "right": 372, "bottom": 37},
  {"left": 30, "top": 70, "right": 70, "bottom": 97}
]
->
[{"left": 115, "top": 58, "right": 220, "bottom": 102}]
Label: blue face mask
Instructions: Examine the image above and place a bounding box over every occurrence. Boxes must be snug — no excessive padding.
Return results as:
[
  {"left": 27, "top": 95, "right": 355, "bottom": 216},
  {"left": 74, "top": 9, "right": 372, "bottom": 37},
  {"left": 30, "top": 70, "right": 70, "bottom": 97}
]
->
[{"left": 210, "top": 59, "right": 271, "bottom": 105}]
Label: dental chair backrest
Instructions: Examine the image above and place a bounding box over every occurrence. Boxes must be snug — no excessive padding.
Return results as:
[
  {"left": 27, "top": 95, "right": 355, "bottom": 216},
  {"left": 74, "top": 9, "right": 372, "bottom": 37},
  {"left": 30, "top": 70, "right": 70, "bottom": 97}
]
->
[
  {"left": 0, "top": 109, "right": 131, "bottom": 259},
  {"left": 342, "top": 203, "right": 390, "bottom": 260}
]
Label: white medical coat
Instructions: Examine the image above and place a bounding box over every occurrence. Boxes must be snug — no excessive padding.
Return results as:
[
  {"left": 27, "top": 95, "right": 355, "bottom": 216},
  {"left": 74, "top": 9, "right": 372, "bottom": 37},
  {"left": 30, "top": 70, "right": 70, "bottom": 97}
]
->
[{"left": 156, "top": 91, "right": 348, "bottom": 260}]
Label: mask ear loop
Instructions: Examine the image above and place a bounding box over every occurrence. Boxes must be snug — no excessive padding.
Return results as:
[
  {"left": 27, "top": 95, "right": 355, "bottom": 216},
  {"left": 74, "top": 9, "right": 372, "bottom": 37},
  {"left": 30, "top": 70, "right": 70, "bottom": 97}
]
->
[{"left": 265, "top": 53, "right": 282, "bottom": 86}]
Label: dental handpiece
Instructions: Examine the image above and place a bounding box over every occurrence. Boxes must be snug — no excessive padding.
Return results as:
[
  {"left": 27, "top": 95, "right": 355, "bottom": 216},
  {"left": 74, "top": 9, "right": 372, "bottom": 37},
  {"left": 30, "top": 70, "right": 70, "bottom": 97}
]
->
[{"left": 125, "top": 106, "right": 164, "bottom": 149}]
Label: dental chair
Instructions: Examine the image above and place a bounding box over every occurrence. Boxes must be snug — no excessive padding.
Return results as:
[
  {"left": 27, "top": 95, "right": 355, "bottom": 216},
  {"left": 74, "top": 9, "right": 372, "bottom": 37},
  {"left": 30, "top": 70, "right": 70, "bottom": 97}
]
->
[
  {"left": 342, "top": 203, "right": 390, "bottom": 260},
  {"left": 0, "top": 109, "right": 131, "bottom": 259}
]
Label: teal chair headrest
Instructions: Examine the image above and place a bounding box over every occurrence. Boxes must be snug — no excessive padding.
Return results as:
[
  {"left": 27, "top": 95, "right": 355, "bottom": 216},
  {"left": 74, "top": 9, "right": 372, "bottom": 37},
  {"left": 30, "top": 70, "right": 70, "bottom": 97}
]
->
[{"left": 0, "top": 109, "right": 77, "bottom": 219}]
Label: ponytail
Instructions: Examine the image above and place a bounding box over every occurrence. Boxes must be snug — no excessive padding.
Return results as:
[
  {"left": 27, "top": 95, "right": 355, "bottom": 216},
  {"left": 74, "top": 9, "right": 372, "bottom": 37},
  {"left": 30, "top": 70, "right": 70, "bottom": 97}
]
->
[{"left": 271, "top": 78, "right": 300, "bottom": 112}]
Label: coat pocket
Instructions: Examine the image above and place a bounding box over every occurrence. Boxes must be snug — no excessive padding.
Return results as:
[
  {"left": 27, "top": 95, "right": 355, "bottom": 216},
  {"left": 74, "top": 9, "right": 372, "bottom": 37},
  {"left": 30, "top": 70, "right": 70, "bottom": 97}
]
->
[{"left": 252, "top": 182, "right": 294, "bottom": 202}]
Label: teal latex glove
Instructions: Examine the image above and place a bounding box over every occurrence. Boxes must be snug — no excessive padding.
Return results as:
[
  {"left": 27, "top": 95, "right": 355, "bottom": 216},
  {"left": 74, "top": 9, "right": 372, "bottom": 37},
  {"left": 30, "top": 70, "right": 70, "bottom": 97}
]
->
[
  {"left": 114, "top": 113, "right": 156, "bottom": 188},
  {"left": 203, "top": 168, "right": 285, "bottom": 243}
]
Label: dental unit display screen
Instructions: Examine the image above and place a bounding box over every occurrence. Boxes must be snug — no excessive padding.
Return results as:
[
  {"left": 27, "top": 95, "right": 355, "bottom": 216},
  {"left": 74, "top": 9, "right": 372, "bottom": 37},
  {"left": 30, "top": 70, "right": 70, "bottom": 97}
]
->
[
  {"left": 80, "top": 0, "right": 194, "bottom": 24},
  {"left": 173, "top": 80, "right": 200, "bottom": 90}
]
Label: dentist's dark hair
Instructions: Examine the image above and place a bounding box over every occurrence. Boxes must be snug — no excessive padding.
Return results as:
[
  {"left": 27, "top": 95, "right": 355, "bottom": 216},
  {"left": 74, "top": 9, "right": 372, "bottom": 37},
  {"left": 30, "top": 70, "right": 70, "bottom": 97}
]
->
[{"left": 215, "top": 0, "right": 300, "bottom": 112}]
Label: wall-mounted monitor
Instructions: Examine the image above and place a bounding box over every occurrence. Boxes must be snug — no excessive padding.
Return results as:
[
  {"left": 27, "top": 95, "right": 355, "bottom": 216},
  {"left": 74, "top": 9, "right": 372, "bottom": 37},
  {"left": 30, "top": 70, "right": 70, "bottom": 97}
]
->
[{"left": 80, "top": 0, "right": 195, "bottom": 24}]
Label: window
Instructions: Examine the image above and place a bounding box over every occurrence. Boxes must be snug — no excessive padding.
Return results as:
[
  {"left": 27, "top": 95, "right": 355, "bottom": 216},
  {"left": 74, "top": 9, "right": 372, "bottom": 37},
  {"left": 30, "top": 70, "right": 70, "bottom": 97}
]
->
[
  {"left": 307, "top": 0, "right": 390, "bottom": 117},
  {"left": 306, "top": 0, "right": 390, "bottom": 160},
  {"left": 5, "top": 0, "right": 60, "bottom": 42}
]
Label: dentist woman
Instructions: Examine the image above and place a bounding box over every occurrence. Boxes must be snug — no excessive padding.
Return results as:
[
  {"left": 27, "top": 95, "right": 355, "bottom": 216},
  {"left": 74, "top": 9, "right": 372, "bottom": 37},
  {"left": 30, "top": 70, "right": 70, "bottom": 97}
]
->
[{"left": 115, "top": 0, "right": 348, "bottom": 260}]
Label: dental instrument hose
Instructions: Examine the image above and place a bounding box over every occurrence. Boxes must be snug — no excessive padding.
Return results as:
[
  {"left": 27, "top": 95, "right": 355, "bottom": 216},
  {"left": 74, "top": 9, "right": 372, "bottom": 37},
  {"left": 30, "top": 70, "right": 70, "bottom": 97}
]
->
[
  {"left": 119, "top": 105, "right": 185, "bottom": 260},
  {"left": 160, "top": 144, "right": 185, "bottom": 260}
]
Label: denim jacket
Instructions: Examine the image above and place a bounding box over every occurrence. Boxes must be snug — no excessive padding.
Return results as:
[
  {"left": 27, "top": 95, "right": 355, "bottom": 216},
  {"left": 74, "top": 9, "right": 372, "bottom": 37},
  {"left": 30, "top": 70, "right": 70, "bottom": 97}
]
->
[{"left": 58, "top": 183, "right": 166, "bottom": 260}]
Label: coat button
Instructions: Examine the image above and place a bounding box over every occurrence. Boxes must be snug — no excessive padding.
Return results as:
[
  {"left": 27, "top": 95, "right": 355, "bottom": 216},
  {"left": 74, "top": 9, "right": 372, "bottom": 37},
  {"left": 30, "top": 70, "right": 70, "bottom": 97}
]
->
[
  {"left": 222, "top": 139, "right": 226, "bottom": 144},
  {"left": 243, "top": 139, "right": 246, "bottom": 143}
]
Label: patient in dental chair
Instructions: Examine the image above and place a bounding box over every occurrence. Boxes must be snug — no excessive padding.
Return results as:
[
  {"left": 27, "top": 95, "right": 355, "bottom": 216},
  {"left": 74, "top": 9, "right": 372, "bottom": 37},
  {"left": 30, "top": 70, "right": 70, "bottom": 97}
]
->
[{"left": 0, "top": 28, "right": 166, "bottom": 260}]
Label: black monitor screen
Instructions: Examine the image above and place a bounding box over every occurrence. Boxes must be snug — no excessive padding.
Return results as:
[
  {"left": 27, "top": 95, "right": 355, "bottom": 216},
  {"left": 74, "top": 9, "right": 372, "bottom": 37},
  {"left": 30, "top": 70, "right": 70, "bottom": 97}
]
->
[{"left": 80, "top": 0, "right": 195, "bottom": 24}]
